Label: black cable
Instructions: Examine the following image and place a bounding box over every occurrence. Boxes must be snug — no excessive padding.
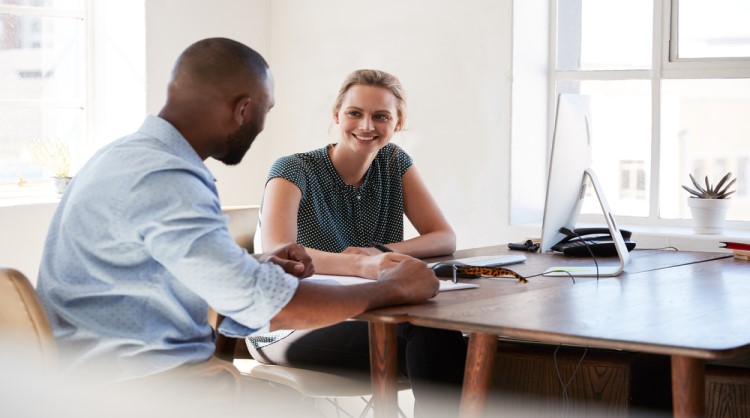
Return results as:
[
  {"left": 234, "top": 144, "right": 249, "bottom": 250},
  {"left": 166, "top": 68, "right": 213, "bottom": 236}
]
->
[
  {"left": 559, "top": 227, "right": 599, "bottom": 281},
  {"left": 553, "top": 344, "right": 589, "bottom": 418}
]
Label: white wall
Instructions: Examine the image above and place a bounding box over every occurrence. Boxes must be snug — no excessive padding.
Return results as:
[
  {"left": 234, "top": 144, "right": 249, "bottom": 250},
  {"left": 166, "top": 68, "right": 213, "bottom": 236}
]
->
[
  {"left": 145, "top": 0, "right": 272, "bottom": 206},
  {"left": 264, "top": 0, "right": 515, "bottom": 248},
  {"left": 0, "top": 203, "right": 58, "bottom": 284},
  {"left": 510, "top": 0, "right": 550, "bottom": 225},
  {"left": 151, "top": 0, "right": 517, "bottom": 248},
  {"left": 1, "top": 0, "right": 517, "bottom": 284}
]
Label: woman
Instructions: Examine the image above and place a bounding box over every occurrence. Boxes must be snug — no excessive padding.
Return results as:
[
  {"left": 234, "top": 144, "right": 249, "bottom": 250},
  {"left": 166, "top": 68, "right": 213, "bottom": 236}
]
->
[{"left": 250, "top": 69, "right": 466, "bottom": 416}]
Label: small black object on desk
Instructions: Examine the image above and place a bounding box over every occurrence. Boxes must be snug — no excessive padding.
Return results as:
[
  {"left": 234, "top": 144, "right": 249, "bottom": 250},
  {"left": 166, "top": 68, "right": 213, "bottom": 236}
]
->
[
  {"left": 508, "top": 240, "right": 540, "bottom": 253},
  {"left": 371, "top": 243, "right": 394, "bottom": 253}
]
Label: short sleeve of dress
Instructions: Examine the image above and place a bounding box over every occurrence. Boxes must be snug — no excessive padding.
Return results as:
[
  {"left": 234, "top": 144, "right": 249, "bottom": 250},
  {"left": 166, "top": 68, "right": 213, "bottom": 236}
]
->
[
  {"left": 392, "top": 144, "right": 414, "bottom": 177},
  {"left": 268, "top": 154, "right": 308, "bottom": 196}
]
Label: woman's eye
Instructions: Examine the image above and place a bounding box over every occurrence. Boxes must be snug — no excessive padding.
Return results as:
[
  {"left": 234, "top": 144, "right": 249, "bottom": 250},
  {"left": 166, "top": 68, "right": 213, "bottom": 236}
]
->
[
  {"left": 374, "top": 114, "right": 390, "bottom": 121},
  {"left": 347, "top": 111, "right": 361, "bottom": 117}
]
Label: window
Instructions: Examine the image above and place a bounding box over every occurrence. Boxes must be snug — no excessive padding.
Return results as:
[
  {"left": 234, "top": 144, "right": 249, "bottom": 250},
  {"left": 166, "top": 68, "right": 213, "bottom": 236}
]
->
[
  {"left": 553, "top": 0, "right": 750, "bottom": 226},
  {"left": 0, "top": 1, "right": 145, "bottom": 203},
  {"left": 0, "top": 0, "right": 85, "bottom": 198}
]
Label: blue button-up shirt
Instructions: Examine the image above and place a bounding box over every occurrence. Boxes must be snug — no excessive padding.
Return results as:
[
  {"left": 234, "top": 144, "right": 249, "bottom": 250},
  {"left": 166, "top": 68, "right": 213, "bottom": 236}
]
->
[{"left": 37, "top": 115, "right": 298, "bottom": 381}]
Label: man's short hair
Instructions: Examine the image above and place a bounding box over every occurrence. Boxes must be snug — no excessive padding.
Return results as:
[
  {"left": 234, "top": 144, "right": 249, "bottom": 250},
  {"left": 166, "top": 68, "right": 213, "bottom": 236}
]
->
[{"left": 174, "top": 38, "right": 269, "bottom": 87}]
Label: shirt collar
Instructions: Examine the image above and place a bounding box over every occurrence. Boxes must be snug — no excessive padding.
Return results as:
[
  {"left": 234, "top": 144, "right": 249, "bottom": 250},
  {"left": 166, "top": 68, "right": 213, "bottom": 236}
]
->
[{"left": 138, "top": 115, "right": 216, "bottom": 181}]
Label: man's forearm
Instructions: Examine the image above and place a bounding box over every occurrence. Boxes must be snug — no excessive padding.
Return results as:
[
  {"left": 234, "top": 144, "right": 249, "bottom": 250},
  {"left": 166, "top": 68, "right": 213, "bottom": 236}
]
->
[{"left": 269, "top": 281, "right": 402, "bottom": 331}]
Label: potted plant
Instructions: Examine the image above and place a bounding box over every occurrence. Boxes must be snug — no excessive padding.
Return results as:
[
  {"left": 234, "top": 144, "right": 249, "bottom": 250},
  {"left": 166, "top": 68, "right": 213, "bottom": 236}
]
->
[
  {"left": 682, "top": 172, "right": 736, "bottom": 234},
  {"left": 30, "top": 137, "right": 72, "bottom": 194}
]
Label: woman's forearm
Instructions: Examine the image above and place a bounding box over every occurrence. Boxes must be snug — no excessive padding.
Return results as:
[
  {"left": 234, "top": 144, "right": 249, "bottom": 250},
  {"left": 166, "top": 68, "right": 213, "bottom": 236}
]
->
[{"left": 386, "top": 229, "right": 456, "bottom": 259}]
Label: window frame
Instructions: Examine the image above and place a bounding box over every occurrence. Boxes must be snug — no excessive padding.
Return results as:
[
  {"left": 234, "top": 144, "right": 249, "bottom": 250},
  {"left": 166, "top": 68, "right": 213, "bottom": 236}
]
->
[{"left": 549, "top": 0, "right": 750, "bottom": 231}]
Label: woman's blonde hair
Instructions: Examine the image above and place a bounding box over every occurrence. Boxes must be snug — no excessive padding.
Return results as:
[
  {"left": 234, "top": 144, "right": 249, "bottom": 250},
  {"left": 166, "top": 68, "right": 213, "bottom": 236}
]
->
[{"left": 333, "top": 69, "right": 407, "bottom": 130}]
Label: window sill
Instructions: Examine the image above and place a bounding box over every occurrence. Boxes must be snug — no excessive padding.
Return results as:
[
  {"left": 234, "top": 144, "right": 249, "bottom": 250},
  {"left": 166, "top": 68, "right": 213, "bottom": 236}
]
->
[
  {"left": 0, "top": 182, "right": 62, "bottom": 208},
  {"left": 508, "top": 222, "right": 749, "bottom": 253},
  {"left": 0, "top": 196, "right": 61, "bottom": 208},
  {"left": 626, "top": 225, "right": 750, "bottom": 253}
]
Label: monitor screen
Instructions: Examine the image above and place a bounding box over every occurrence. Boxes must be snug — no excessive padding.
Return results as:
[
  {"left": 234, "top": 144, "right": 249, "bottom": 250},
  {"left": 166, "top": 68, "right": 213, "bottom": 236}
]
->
[{"left": 540, "top": 94, "right": 592, "bottom": 253}]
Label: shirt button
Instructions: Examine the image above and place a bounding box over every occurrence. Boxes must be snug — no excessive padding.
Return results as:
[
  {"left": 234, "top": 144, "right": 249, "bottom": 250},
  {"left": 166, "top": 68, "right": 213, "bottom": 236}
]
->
[{"left": 356, "top": 195, "right": 361, "bottom": 200}]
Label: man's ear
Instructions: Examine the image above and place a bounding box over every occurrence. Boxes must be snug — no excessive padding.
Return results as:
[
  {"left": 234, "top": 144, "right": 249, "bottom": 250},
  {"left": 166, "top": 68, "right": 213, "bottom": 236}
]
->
[{"left": 235, "top": 97, "right": 252, "bottom": 125}]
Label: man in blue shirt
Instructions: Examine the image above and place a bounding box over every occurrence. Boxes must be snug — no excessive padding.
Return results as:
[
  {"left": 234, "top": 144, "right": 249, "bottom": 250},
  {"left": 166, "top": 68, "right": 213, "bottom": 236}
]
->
[{"left": 36, "top": 38, "right": 439, "bottom": 390}]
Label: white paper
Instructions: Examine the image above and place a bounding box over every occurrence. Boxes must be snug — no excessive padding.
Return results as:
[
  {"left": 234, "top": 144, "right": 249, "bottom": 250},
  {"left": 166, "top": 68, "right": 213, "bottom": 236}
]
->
[{"left": 302, "top": 274, "right": 478, "bottom": 291}]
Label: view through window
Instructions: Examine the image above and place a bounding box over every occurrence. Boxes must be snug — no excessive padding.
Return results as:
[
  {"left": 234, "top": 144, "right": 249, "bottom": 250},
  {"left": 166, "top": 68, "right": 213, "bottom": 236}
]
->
[
  {"left": 555, "top": 0, "right": 750, "bottom": 224},
  {"left": 0, "top": 0, "right": 85, "bottom": 197}
]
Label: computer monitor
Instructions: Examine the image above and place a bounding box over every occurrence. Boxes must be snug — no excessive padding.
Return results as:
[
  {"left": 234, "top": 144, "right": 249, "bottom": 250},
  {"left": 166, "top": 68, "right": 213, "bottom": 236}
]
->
[{"left": 540, "top": 94, "right": 630, "bottom": 277}]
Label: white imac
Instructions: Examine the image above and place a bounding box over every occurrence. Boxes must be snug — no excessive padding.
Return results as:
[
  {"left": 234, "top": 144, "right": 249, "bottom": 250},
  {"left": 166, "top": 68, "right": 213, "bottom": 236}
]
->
[{"left": 540, "top": 94, "right": 630, "bottom": 277}]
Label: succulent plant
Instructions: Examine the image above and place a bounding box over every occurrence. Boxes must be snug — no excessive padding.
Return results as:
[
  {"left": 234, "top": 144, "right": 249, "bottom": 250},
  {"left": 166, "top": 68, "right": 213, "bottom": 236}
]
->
[{"left": 682, "top": 172, "right": 736, "bottom": 199}]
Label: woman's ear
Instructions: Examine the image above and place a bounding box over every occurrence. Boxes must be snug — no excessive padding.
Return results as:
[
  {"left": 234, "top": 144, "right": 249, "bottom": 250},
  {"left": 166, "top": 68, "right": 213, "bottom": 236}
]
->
[{"left": 333, "top": 111, "right": 340, "bottom": 124}]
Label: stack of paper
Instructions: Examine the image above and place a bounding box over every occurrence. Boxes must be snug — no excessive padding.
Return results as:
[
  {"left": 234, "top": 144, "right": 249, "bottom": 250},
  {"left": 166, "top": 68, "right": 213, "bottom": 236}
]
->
[{"left": 720, "top": 242, "right": 750, "bottom": 260}]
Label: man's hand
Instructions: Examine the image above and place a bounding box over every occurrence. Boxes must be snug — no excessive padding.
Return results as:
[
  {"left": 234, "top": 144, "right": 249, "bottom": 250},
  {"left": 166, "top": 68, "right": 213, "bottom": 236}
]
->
[
  {"left": 270, "top": 257, "right": 439, "bottom": 331},
  {"left": 356, "top": 252, "right": 415, "bottom": 279},
  {"left": 256, "top": 243, "right": 314, "bottom": 278},
  {"left": 375, "top": 258, "right": 440, "bottom": 305}
]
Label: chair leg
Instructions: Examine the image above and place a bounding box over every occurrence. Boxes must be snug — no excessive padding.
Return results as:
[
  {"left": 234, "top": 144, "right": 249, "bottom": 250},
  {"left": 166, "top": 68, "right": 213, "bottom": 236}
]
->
[
  {"left": 355, "top": 395, "right": 408, "bottom": 418},
  {"left": 334, "top": 398, "right": 341, "bottom": 418},
  {"left": 322, "top": 397, "right": 357, "bottom": 418},
  {"left": 260, "top": 379, "right": 402, "bottom": 418},
  {"left": 358, "top": 396, "right": 374, "bottom": 418},
  {"left": 397, "top": 405, "right": 408, "bottom": 418}
]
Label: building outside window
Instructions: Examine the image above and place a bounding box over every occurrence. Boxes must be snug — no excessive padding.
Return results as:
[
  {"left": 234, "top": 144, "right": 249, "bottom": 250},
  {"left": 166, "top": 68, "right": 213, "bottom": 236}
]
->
[{"left": 619, "top": 160, "right": 647, "bottom": 201}]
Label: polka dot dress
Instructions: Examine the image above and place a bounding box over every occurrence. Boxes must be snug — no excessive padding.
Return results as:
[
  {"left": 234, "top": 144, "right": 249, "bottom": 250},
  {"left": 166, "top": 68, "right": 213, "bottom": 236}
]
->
[{"left": 268, "top": 143, "right": 413, "bottom": 252}]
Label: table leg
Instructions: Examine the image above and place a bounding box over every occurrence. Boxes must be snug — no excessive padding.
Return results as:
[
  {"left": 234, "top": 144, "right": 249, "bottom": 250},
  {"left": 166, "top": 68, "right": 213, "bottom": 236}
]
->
[
  {"left": 460, "top": 332, "right": 498, "bottom": 418},
  {"left": 369, "top": 322, "right": 398, "bottom": 418},
  {"left": 671, "top": 355, "right": 705, "bottom": 418}
]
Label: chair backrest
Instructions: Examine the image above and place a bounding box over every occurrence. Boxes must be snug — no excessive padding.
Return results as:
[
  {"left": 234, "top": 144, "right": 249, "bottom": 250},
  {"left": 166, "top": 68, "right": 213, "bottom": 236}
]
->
[
  {"left": 211, "top": 205, "right": 260, "bottom": 361},
  {"left": 0, "top": 267, "right": 57, "bottom": 363},
  {"left": 223, "top": 205, "right": 260, "bottom": 254}
]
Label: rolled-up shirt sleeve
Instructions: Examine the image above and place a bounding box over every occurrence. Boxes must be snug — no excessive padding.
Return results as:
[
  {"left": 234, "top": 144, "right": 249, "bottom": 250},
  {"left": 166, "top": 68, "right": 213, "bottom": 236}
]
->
[
  {"left": 217, "top": 263, "right": 298, "bottom": 337},
  {"left": 126, "top": 167, "right": 298, "bottom": 336}
]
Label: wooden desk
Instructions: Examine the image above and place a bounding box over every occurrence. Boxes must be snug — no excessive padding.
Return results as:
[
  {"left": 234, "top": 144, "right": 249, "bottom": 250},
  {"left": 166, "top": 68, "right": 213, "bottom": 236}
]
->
[{"left": 360, "top": 247, "right": 743, "bottom": 418}]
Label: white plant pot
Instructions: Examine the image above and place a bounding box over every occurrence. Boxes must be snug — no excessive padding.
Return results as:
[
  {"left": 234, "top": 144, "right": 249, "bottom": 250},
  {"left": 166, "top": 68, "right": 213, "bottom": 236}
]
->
[
  {"left": 687, "top": 197, "right": 731, "bottom": 234},
  {"left": 53, "top": 176, "right": 72, "bottom": 195}
]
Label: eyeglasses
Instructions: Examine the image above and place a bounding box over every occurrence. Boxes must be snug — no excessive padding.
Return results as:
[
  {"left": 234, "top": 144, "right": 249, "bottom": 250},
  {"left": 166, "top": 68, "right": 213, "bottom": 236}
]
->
[{"left": 433, "top": 264, "right": 528, "bottom": 284}]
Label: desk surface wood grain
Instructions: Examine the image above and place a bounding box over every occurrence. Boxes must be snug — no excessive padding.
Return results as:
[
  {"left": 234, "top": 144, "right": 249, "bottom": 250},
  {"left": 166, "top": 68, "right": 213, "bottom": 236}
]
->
[{"left": 361, "top": 247, "right": 746, "bottom": 359}]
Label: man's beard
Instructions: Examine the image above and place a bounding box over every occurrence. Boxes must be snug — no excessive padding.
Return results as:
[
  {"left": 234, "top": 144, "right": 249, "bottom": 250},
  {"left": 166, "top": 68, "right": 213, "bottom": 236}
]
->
[{"left": 220, "top": 121, "right": 259, "bottom": 165}]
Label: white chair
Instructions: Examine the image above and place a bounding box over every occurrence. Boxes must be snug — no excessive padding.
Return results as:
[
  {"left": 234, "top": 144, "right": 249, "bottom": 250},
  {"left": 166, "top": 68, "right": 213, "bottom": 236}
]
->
[
  {"left": 211, "top": 205, "right": 261, "bottom": 361},
  {"left": 223, "top": 205, "right": 259, "bottom": 254},
  {"left": 215, "top": 205, "right": 411, "bottom": 417},
  {"left": 234, "top": 359, "right": 410, "bottom": 418}
]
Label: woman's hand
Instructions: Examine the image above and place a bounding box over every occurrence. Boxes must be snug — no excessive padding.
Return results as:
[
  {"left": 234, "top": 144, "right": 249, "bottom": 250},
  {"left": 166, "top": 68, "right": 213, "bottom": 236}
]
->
[
  {"left": 256, "top": 243, "right": 315, "bottom": 279},
  {"left": 342, "top": 246, "right": 380, "bottom": 256}
]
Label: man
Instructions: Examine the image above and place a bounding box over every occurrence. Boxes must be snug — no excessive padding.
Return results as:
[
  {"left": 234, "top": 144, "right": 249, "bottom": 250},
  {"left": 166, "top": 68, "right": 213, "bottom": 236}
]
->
[{"left": 36, "top": 38, "right": 438, "bottom": 390}]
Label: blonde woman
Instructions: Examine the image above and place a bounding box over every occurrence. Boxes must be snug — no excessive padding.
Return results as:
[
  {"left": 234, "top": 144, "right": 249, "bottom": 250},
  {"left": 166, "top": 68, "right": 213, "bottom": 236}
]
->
[{"left": 250, "top": 69, "right": 465, "bottom": 416}]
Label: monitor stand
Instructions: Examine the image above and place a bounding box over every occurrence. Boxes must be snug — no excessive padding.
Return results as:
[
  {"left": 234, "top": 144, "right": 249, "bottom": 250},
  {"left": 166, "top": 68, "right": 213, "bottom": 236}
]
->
[{"left": 544, "top": 168, "right": 631, "bottom": 277}]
